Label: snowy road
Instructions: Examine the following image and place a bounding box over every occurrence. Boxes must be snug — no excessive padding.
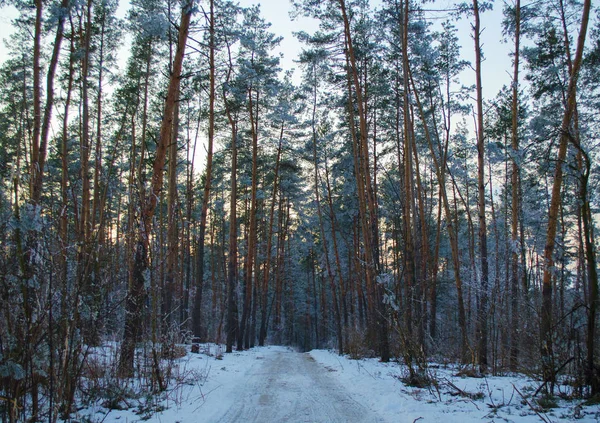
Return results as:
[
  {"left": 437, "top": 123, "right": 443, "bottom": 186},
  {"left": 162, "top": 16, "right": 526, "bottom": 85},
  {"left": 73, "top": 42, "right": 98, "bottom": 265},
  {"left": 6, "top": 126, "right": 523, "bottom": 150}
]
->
[{"left": 212, "top": 349, "right": 384, "bottom": 423}]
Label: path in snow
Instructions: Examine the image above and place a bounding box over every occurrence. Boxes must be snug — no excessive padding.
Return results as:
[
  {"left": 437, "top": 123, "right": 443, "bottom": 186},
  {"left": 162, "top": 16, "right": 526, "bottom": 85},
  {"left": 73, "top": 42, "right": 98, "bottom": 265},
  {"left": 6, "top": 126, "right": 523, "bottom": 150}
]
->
[{"left": 212, "top": 349, "right": 384, "bottom": 423}]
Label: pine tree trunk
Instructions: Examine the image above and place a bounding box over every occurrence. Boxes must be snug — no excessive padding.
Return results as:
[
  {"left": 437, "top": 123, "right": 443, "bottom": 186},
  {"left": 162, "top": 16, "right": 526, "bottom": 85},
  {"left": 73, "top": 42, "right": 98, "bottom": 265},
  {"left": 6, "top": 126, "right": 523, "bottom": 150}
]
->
[
  {"left": 224, "top": 74, "right": 239, "bottom": 353},
  {"left": 540, "top": 0, "right": 590, "bottom": 391},
  {"left": 400, "top": 0, "right": 416, "bottom": 347},
  {"left": 577, "top": 150, "right": 600, "bottom": 395},
  {"left": 259, "top": 125, "right": 284, "bottom": 345},
  {"left": 165, "top": 97, "right": 180, "bottom": 329},
  {"left": 509, "top": 0, "right": 522, "bottom": 372},
  {"left": 472, "top": 0, "right": 489, "bottom": 371},
  {"left": 193, "top": 0, "right": 216, "bottom": 339},
  {"left": 408, "top": 67, "right": 470, "bottom": 363},
  {"left": 119, "top": 1, "right": 193, "bottom": 376},
  {"left": 239, "top": 88, "right": 260, "bottom": 350},
  {"left": 339, "top": 0, "right": 388, "bottom": 360}
]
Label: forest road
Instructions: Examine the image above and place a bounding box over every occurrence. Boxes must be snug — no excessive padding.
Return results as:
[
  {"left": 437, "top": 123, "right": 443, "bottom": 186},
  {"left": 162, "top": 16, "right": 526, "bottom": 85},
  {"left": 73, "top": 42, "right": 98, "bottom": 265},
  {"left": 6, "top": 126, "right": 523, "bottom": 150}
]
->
[{"left": 214, "top": 349, "right": 385, "bottom": 423}]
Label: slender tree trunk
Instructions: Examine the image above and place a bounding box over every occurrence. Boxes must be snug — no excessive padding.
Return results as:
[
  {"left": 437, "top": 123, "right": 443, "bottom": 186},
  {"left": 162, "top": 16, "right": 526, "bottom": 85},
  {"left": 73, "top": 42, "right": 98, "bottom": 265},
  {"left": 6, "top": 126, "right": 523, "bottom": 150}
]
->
[
  {"left": 193, "top": 0, "right": 215, "bottom": 338},
  {"left": 259, "top": 125, "right": 284, "bottom": 345},
  {"left": 165, "top": 96, "right": 180, "bottom": 329},
  {"left": 339, "top": 0, "right": 388, "bottom": 361},
  {"left": 408, "top": 67, "right": 469, "bottom": 363},
  {"left": 30, "top": 0, "right": 71, "bottom": 205},
  {"left": 400, "top": 0, "right": 417, "bottom": 349},
  {"left": 79, "top": 0, "right": 93, "bottom": 258},
  {"left": 312, "top": 113, "right": 343, "bottom": 355},
  {"left": 430, "top": 188, "right": 443, "bottom": 340},
  {"left": 119, "top": 1, "right": 193, "bottom": 376},
  {"left": 224, "top": 44, "right": 239, "bottom": 352},
  {"left": 575, "top": 149, "right": 600, "bottom": 395},
  {"left": 540, "top": 0, "right": 590, "bottom": 391},
  {"left": 324, "top": 155, "right": 347, "bottom": 336},
  {"left": 30, "top": 0, "right": 42, "bottom": 205},
  {"left": 472, "top": 0, "right": 489, "bottom": 371},
  {"left": 509, "top": 0, "right": 521, "bottom": 372},
  {"left": 239, "top": 88, "right": 260, "bottom": 350}
]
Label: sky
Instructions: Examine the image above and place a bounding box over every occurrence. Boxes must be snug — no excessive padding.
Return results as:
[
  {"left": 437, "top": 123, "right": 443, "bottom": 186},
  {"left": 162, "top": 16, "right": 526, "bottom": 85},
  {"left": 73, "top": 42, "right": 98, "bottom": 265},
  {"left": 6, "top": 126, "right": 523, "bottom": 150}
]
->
[
  {"left": 236, "top": 0, "right": 513, "bottom": 100},
  {"left": 0, "top": 0, "right": 513, "bottom": 100}
]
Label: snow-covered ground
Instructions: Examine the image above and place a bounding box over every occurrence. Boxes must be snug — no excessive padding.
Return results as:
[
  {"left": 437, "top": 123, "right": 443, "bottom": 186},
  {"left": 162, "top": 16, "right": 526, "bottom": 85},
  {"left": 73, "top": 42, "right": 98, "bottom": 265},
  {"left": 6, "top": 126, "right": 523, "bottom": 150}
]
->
[
  {"left": 75, "top": 345, "right": 600, "bottom": 422},
  {"left": 309, "top": 350, "right": 600, "bottom": 422}
]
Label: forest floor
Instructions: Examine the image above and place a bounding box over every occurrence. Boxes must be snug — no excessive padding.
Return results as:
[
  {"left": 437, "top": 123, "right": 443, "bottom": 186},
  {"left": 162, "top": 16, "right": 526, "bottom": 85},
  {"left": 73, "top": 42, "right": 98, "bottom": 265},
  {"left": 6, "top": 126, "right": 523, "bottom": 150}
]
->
[{"left": 75, "top": 344, "right": 600, "bottom": 422}]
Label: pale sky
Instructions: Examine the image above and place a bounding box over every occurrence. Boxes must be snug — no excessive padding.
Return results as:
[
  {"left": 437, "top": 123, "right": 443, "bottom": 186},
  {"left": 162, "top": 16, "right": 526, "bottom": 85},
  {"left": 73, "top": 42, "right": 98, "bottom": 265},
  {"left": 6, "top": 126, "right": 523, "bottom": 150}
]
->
[
  {"left": 238, "top": 0, "right": 512, "bottom": 100},
  {"left": 0, "top": 0, "right": 511, "bottom": 103}
]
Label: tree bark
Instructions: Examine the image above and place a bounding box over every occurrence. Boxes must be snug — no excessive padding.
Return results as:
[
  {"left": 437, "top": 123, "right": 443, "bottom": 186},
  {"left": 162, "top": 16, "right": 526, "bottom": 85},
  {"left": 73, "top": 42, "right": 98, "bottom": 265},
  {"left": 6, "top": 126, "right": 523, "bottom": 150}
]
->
[
  {"left": 224, "top": 44, "right": 239, "bottom": 353},
  {"left": 473, "top": 0, "right": 489, "bottom": 370},
  {"left": 165, "top": 95, "right": 180, "bottom": 328},
  {"left": 259, "top": 125, "right": 284, "bottom": 346},
  {"left": 509, "top": 0, "right": 521, "bottom": 372},
  {"left": 408, "top": 67, "right": 470, "bottom": 363},
  {"left": 119, "top": 0, "right": 193, "bottom": 376},
  {"left": 540, "top": 0, "right": 591, "bottom": 391},
  {"left": 338, "top": 0, "right": 389, "bottom": 361},
  {"left": 193, "top": 0, "right": 216, "bottom": 339},
  {"left": 238, "top": 88, "right": 260, "bottom": 350}
]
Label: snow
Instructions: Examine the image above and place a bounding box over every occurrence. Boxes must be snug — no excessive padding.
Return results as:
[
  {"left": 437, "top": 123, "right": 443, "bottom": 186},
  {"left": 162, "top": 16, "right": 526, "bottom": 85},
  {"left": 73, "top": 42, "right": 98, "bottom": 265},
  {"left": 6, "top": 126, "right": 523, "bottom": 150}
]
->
[
  {"left": 73, "top": 345, "right": 600, "bottom": 422},
  {"left": 309, "top": 350, "right": 600, "bottom": 422}
]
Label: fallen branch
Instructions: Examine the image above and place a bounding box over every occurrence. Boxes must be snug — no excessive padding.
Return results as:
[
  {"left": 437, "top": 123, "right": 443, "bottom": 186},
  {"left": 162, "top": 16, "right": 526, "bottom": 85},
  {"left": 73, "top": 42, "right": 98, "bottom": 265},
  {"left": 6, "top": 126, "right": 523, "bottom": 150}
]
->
[
  {"left": 443, "top": 378, "right": 482, "bottom": 400},
  {"left": 512, "top": 383, "right": 552, "bottom": 423}
]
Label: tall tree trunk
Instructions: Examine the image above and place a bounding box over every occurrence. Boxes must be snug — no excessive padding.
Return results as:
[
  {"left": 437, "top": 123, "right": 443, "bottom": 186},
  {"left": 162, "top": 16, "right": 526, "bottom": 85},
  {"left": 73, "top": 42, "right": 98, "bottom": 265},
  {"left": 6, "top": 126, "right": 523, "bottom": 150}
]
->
[
  {"left": 89, "top": 6, "right": 107, "bottom": 344},
  {"left": 509, "top": 0, "right": 522, "bottom": 372},
  {"left": 165, "top": 97, "right": 180, "bottom": 329},
  {"left": 338, "top": 0, "right": 389, "bottom": 361},
  {"left": 193, "top": 0, "right": 215, "bottom": 339},
  {"left": 225, "top": 120, "right": 238, "bottom": 353},
  {"left": 224, "top": 39, "right": 240, "bottom": 352},
  {"left": 575, "top": 149, "right": 600, "bottom": 395},
  {"left": 312, "top": 113, "right": 343, "bottom": 355},
  {"left": 473, "top": 0, "right": 489, "bottom": 370},
  {"left": 540, "top": 0, "right": 591, "bottom": 392},
  {"left": 239, "top": 88, "right": 260, "bottom": 350},
  {"left": 408, "top": 67, "right": 469, "bottom": 363},
  {"left": 79, "top": 0, "right": 93, "bottom": 258},
  {"left": 400, "top": 0, "right": 417, "bottom": 346},
  {"left": 119, "top": 0, "right": 193, "bottom": 376},
  {"left": 259, "top": 125, "right": 284, "bottom": 346},
  {"left": 30, "top": 0, "right": 71, "bottom": 205}
]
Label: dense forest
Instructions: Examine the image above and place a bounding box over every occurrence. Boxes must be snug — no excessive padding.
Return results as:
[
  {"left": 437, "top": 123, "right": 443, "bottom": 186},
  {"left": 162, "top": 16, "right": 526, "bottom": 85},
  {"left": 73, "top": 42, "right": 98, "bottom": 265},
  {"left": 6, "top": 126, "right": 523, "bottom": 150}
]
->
[{"left": 0, "top": 0, "right": 599, "bottom": 420}]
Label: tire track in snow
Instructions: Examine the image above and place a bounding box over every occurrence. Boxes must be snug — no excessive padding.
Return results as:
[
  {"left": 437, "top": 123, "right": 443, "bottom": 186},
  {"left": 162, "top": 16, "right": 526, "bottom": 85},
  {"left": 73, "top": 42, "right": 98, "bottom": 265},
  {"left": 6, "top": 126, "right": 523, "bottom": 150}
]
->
[{"left": 213, "top": 350, "right": 384, "bottom": 423}]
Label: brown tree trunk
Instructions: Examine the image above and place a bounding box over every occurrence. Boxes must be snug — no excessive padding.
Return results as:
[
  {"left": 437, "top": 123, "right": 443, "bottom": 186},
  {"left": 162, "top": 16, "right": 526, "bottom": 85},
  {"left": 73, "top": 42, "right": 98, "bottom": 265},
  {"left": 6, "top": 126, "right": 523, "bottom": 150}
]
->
[
  {"left": 30, "top": 0, "right": 71, "bottom": 205},
  {"left": 165, "top": 96, "right": 180, "bottom": 328},
  {"left": 259, "top": 125, "right": 284, "bottom": 345},
  {"left": 338, "top": 0, "right": 388, "bottom": 361},
  {"left": 238, "top": 88, "right": 260, "bottom": 350},
  {"left": 400, "top": 0, "right": 415, "bottom": 341},
  {"left": 224, "top": 42, "right": 239, "bottom": 353},
  {"left": 193, "top": 0, "right": 215, "bottom": 339},
  {"left": 509, "top": 0, "right": 521, "bottom": 372},
  {"left": 119, "top": 0, "right": 193, "bottom": 376},
  {"left": 540, "top": 0, "right": 590, "bottom": 391},
  {"left": 575, "top": 149, "right": 600, "bottom": 395},
  {"left": 408, "top": 68, "right": 469, "bottom": 363},
  {"left": 312, "top": 113, "right": 343, "bottom": 354},
  {"left": 472, "top": 0, "right": 489, "bottom": 371}
]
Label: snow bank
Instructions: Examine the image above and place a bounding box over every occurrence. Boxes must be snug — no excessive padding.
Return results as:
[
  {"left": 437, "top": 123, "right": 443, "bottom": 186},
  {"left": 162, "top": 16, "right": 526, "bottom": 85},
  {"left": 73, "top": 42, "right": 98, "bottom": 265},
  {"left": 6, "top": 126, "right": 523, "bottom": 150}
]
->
[
  {"left": 75, "top": 344, "right": 290, "bottom": 422},
  {"left": 309, "top": 349, "right": 600, "bottom": 422}
]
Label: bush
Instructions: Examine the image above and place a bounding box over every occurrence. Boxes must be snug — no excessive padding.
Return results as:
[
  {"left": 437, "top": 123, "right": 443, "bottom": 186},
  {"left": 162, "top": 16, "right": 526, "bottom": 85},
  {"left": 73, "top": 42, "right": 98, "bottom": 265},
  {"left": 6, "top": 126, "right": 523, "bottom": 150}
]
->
[
  {"left": 345, "top": 326, "right": 374, "bottom": 360},
  {"left": 536, "top": 395, "right": 559, "bottom": 410}
]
